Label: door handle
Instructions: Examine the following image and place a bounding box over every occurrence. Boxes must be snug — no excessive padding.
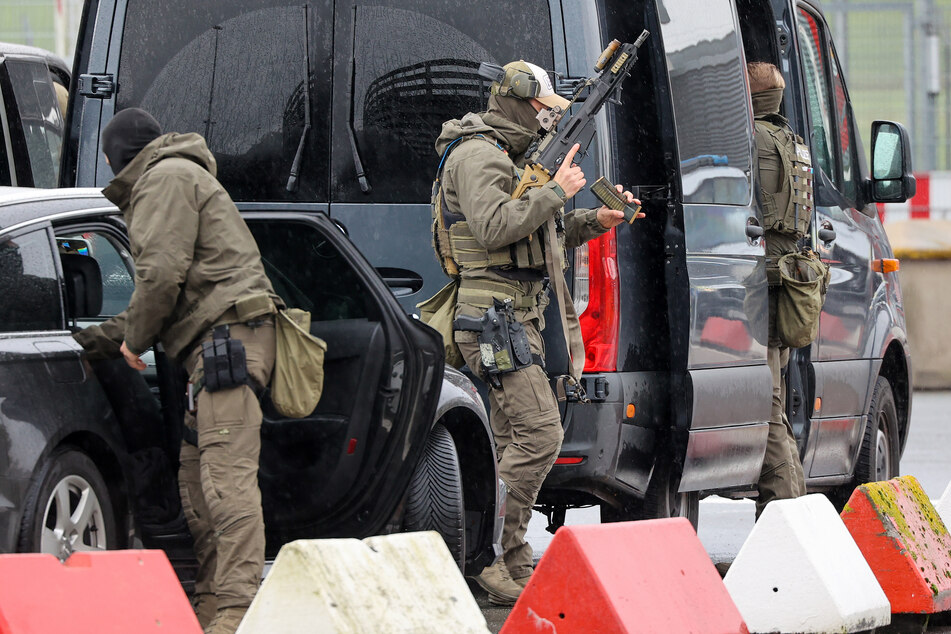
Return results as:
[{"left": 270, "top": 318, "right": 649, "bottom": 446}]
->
[
  {"left": 818, "top": 221, "right": 836, "bottom": 244},
  {"left": 376, "top": 267, "right": 424, "bottom": 296},
  {"left": 745, "top": 218, "right": 764, "bottom": 240}
]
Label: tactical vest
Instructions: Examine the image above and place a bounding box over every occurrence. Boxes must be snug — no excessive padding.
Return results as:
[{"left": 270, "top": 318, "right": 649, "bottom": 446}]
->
[
  {"left": 431, "top": 135, "right": 560, "bottom": 290},
  {"left": 755, "top": 116, "right": 814, "bottom": 237}
]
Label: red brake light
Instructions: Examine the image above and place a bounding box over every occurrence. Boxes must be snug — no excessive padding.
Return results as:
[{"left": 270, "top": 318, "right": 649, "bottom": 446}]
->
[{"left": 577, "top": 228, "right": 619, "bottom": 372}]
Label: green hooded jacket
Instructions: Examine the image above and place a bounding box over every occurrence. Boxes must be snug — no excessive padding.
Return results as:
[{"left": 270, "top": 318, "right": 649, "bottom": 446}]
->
[
  {"left": 435, "top": 101, "right": 608, "bottom": 322},
  {"left": 75, "top": 132, "right": 278, "bottom": 361}
]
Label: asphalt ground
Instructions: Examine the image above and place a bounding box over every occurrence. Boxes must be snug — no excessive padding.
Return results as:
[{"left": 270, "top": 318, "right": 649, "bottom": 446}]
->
[{"left": 475, "top": 390, "right": 951, "bottom": 633}]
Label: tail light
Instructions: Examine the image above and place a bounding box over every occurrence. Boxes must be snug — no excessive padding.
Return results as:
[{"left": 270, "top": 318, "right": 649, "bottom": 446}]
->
[{"left": 574, "top": 228, "right": 620, "bottom": 372}]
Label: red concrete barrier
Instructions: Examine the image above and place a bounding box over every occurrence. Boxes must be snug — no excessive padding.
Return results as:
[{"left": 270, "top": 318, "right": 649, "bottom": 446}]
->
[
  {"left": 841, "top": 475, "right": 951, "bottom": 614},
  {"left": 501, "top": 518, "right": 748, "bottom": 634},
  {"left": 0, "top": 550, "right": 201, "bottom": 633}
]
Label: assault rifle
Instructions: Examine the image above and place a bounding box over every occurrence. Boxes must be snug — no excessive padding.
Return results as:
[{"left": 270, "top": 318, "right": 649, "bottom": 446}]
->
[{"left": 481, "top": 30, "right": 649, "bottom": 214}]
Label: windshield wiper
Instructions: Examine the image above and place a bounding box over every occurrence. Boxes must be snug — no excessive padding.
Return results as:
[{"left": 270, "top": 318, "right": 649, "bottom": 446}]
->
[
  {"left": 286, "top": 4, "right": 311, "bottom": 192},
  {"left": 347, "top": 6, "right": 371, "bottom": 193}
]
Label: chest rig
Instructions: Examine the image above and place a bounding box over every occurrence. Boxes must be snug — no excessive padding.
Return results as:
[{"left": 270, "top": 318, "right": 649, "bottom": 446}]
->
[
  {"left": 755, "top": 115, "right": 814, "bottom": 238},
  {"left": 431, "top": 135, "right": 564, "bottom": 295}
]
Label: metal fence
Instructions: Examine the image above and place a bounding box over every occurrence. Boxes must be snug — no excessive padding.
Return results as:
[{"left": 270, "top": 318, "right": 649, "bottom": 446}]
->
[
  {"left": 826, "top": 0, "right": 951, "bottom": 171},
  {"left": 0, "top": 0, "right": 83, "bottom": 62}
]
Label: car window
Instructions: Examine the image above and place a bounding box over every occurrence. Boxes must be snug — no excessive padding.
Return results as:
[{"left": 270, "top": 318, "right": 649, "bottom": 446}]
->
[
  {"left": 58, "top": 231, "right": 135, "bottom": 317},
  {"left": 0, "top": 229, "right": 61, "bottom": 332},
  {"left": 330, "top": 0, "right": 554, "bottom": 203},
  {"left": 658, "top": 0, "right": 752, "bottom": 205},
  {"left": 796, "top": 8, "right": 835, "bottom": 183},
  {"left": 246, "top": 219, "right": 379, "bottom": 323},
  {"left": 2, "top": 60, "right": 64, "bottom": 188},
  {"left": 117, "top": 0, "right": 333, "bottom": 202},
  {"left": 0, "top": 117, "right": 10, "bottom": 186}
]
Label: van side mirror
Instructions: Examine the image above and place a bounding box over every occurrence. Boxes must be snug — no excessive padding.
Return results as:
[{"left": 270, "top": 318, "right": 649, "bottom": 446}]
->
[{"left": 869, "top": 120, "right": 916, "bottom": 203}]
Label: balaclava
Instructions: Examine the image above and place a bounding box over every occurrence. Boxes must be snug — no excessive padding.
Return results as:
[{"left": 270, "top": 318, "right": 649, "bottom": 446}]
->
[{"left": 101, "top": 108, "right": 163, "bottom": 175}]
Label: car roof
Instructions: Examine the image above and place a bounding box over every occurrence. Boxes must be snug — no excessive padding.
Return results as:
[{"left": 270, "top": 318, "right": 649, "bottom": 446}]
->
[
  {"left": 0, "top": 42, "right": 70, "bottom": 82},
  {"left": 0, "top": 187, "right": 115, "bottom": 231}
]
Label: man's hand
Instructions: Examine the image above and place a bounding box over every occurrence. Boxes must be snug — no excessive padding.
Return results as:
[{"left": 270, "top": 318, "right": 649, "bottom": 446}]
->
[
  {"left": 120, "top": 341, "right": 147, "bottom": 371},
  {"left": 597, "top": 184, "right": 643, "bottom": 229},
  {"left": 553, "top": 143, "right": 586, "bottom": 199}
]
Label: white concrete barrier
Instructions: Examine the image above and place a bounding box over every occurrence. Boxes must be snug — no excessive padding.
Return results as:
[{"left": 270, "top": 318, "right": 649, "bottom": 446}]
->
[
  {"left": 236, "top": 531, "right": 489, "bottom": 634},
  {"left": 936, "top": 481, "right": 951, "bottom": 531},
  {"left": 724, "top": 494, "right": 890, "bottom": 633}
]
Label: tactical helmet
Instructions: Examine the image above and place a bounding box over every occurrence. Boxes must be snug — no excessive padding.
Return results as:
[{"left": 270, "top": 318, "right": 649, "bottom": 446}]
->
[{"left": 489, "top": 60, "right": 570, "bottom": 111}]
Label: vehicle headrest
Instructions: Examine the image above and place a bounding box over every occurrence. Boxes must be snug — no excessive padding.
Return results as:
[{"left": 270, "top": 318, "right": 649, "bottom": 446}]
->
[{"left": 61, "top": 253, "right": 102, "bottom": 318}]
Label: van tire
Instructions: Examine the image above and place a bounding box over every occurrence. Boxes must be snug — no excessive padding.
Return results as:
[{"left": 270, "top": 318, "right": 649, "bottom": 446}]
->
[
  {"left": 601, "top": 457, "right": 699, "bottom": 530},
  {"left": 404, "top": 423, "right": 466, "bottom": 571},
  {"left": 17, "top": 448, "right": 117, "bottom": 557},
  {"left": 829, "top": 376, "right": 901, "bottom": 509}
]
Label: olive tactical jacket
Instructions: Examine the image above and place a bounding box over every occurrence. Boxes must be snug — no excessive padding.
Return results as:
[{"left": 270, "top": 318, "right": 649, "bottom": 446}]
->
[{"left": 75, "top": 132, "right": 277, "bottom": 361}]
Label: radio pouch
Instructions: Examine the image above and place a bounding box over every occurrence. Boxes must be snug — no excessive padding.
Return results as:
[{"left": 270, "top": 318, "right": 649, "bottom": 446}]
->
[{"left": 201, "top": 325, "right": 248, "bottom": 393}]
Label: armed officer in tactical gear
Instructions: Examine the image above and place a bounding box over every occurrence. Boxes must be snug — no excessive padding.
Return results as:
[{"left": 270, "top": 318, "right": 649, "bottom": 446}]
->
[
  {"left": 74, "top": 108, "right": 282, "bottom": 634},
  {"left": 434, "top": 60, "right": 636, "bottom": 604},
  {"left": 748, "top": 62, "right": 811, "bottom": 517}
]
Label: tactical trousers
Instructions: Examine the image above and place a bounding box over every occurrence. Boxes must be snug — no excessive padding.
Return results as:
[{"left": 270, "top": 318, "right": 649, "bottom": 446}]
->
[
  {"left": 456, "top": 319, "right": 563, "bottom": 580},
  {"left": 178, "top": 320, "right": 276, "bottom": 622},
  {"left": 756, "top": 285, "right": 807, "bottom": 518}
]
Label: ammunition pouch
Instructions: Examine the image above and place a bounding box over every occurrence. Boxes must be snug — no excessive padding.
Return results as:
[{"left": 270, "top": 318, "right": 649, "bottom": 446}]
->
[
  {"left": 453, "top": 298, "right": 541, "bottom": 388},
  {"left": 201, "top": 325, "right": 249, "bottom": 393}
]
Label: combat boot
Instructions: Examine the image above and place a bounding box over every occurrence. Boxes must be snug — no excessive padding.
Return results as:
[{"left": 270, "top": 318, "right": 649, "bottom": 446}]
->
[
  {"left": 204, "top": 606, "right": 247, "bottom": 634},
  {"left": 513, "top": 572, "right": 532, "bottom": 589},
  {"left": 474, "top": 559, "right": 522, "bottom": 606}
]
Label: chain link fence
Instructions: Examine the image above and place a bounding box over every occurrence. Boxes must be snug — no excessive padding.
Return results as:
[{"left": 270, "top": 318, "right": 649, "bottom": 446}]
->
[
  {"left": 0, "top": 0, "right": 83, "bottom": 62},
  {"left": 826, "top": 0, "right": 951, "bottom": 171}
]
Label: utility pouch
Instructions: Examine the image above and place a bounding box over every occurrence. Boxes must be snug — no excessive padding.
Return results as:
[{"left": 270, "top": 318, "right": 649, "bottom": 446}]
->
[
  {"left": 776, "top": 248, "right": 830, "bottom": 348},
  {"left": 234, "top": 293, "right": 276, "bottom": 323},
  {"left": 201, "top": 325, "right": 248, "bottom": 392},
  {"left": 455, "top": 298, "right": 533, "bottom": 387}
]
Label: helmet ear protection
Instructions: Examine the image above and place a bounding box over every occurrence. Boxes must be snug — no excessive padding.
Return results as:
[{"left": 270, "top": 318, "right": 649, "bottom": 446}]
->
[{"left": 478, "top": 61, "right": 540, "bottom": 100}]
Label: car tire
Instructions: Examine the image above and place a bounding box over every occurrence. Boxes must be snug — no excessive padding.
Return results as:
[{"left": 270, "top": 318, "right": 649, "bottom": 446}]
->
[
  {"left": 600, "top": 456, "right": 700, "bottom": 530},
  {"left": 17, "top": 448, "right": 117, "bottom": 558},
  {"left": 403, "top": 424, "right": 466, "bottom": 571}
]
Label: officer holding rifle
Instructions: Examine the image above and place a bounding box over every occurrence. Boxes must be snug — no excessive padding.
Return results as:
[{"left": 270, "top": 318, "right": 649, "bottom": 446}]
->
[{"left": 431, "top": 45, "right": 644, "bottom": 604}]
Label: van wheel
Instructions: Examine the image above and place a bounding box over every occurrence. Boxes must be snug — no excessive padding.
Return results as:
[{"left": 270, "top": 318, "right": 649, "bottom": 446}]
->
[
  {"left": 403, "top": 424, "right": 466, "bottom": 571},
  {"left": 829, "top": 376, "right": 901, "bottom": 509},
  {"left": 600, "top": 457, "right": 699, "bottom": 530},
  {"left": 17, "top": 448, "right": 117, "bottom": 557}
]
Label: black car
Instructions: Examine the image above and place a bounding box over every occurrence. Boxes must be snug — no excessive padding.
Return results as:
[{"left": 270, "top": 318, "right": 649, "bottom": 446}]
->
[
  {"left": 64, "top": 0, "right": 914, "bottom": 528},
  {"left": 0, "top": 186, "right": 502, "bottom": 578},
  {"left": 0, "top": 42, "right": 70, "bottom": 188}
]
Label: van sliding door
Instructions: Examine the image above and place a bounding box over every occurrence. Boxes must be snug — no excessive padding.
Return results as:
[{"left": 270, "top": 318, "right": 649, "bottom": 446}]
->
[{"left": 657, "top": 0, "right": 769, "bottom": 491}]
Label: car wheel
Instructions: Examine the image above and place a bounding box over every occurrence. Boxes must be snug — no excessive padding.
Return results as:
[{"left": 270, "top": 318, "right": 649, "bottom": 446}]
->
[
  {"left": 403, "top": 424, "right": 466, "bottom": 571},
  {"left": 17, "top": 448, "right": 117, "bottom": 558},
  {"left": 600, "top": 456, "right": 700, "bottom": 530}
]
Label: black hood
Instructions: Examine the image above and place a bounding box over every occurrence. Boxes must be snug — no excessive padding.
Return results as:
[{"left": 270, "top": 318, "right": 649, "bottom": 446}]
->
[{"left": 101, "top": 108, "right": 163, "bottom": 175}]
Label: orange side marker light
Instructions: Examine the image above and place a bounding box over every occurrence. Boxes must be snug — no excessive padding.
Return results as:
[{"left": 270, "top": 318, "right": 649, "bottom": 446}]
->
[{"left": 872, "top": 258, "right": 900, "bottom": 273}]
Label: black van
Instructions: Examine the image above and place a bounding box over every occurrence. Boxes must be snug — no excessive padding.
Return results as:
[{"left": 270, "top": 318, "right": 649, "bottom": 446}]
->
[{"left": 64, "top": 0, "right": 914, "bottom": 526}]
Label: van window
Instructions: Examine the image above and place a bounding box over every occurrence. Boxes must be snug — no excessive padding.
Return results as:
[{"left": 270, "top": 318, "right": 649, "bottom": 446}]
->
[
  {"left": 796, "top": 8, "right": 835, "bottom": 181},
  {"left": 116, "top": 0, "right": 333, "bottom": 202},
  {"left": 331, "top": 0, "right": 554, "bottom": 203},
  {"left": 658, "top": 0, "right": 752, "bottom": 205},
  {"left": 0, "top": 230, "right": 61, "bottom": 332},
  {"left": 2, "top": 60, "right": 63, "bottom": 188},
  {"left": 829, "top": 45, "right": 858, "bottom": 204}
]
